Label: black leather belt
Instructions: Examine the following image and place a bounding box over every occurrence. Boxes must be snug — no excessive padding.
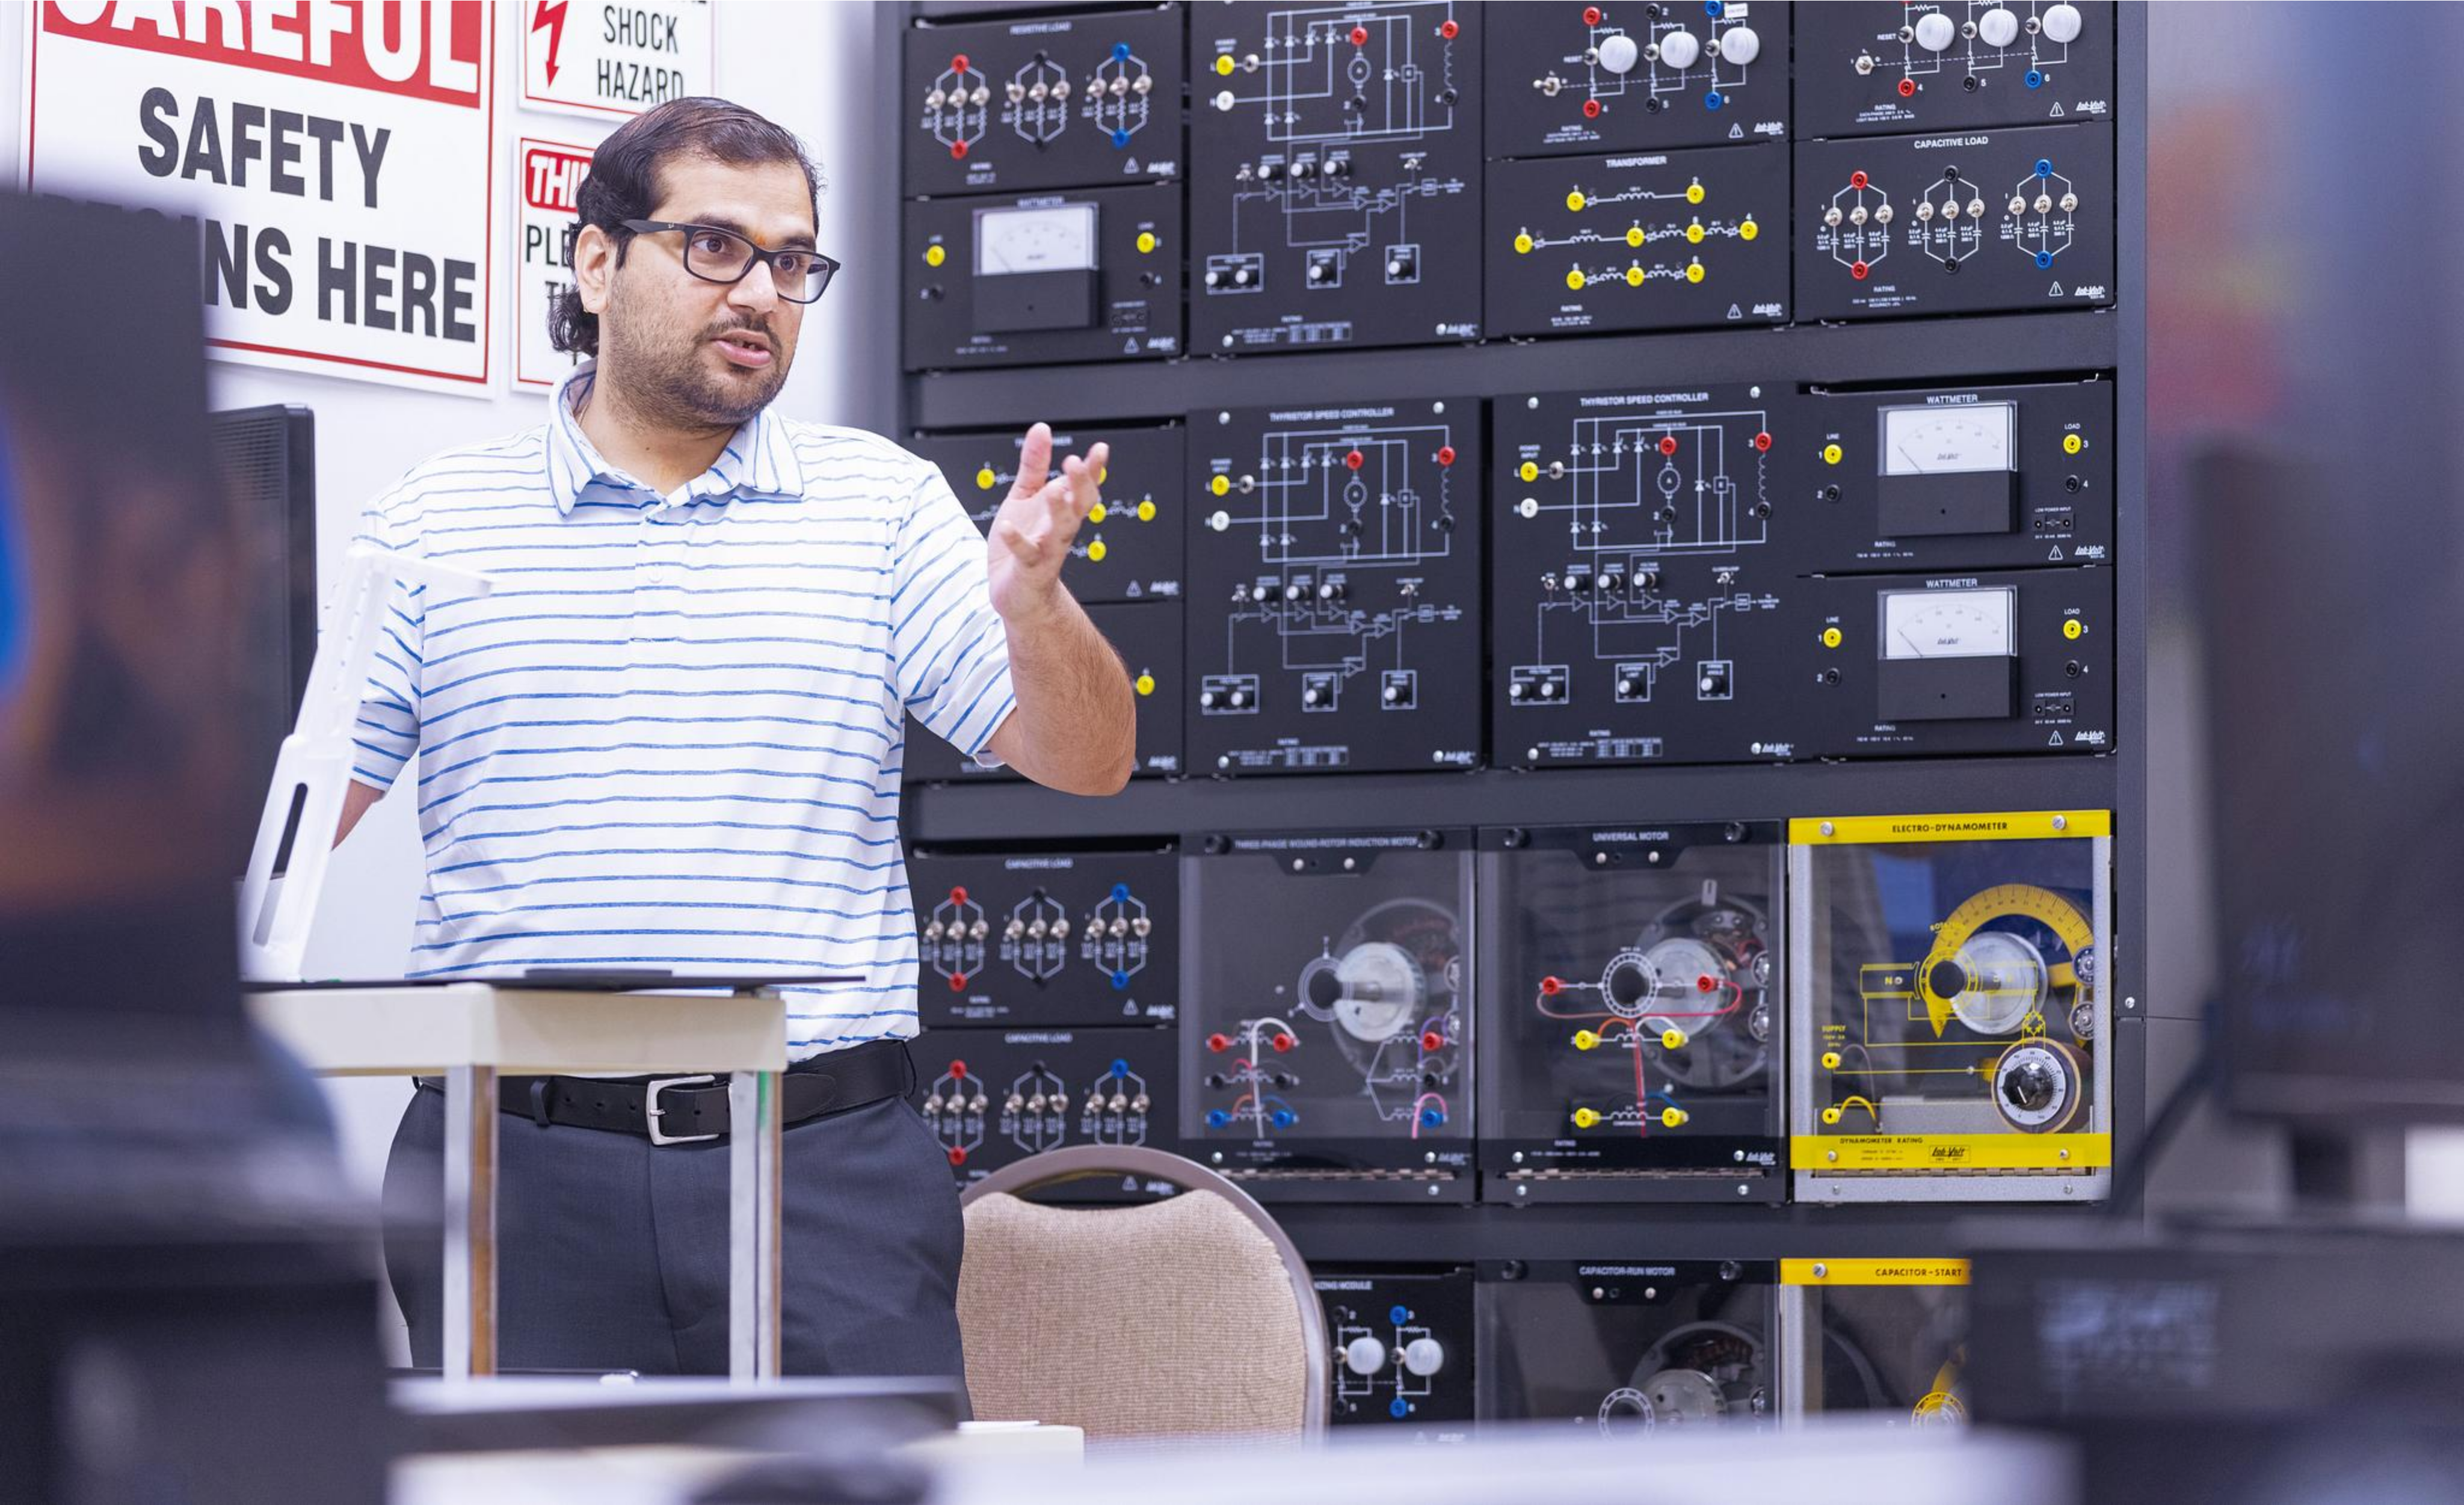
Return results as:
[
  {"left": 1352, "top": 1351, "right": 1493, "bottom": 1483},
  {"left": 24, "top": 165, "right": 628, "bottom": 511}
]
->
[{"left": 416, "top": 1039, "right": 914, "bottom": 1144}]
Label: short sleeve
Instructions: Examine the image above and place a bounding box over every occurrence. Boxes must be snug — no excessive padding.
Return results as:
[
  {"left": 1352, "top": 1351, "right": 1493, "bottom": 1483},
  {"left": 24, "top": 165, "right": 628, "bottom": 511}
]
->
[
  {"left": 889, "top": 461, "right": 1015, "bottom": 766},
  {"left": 349, "top": 493, "right": 426, "bottom": 792}
]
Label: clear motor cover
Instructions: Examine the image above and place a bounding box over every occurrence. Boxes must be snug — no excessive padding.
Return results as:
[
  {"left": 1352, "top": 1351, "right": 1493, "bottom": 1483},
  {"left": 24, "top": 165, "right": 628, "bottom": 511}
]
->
[
  {"left": 1477, "top": 1260, "right": 1777, "bottom": 1434},
  {"left": 1480, "top": 823, "right": 1785, "bottom": 1198},
  {"left": 1791, "top": 812, "right": 2111, "bottom": 1200},
  {"left": 1183, "top": 831, "right": 1474, "bottom": 1196}
]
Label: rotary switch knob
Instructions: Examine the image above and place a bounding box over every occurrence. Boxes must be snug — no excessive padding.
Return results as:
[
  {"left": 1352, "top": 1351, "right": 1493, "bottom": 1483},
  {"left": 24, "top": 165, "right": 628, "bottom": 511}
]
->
[
  {"left": 1344, "top": 1337, "right": 1388, "bottom": 1376},
  {"left": 1719, "top": 25, "right": 1761, "bottom": 65},
  {"left": 1656, "top": 29, "right": 1701, "bottom": 70},
  {"left": 1402, "top": 1338, "right": 1446, "bottom": 1377},
  {"left": 1913, "top": 11, "right": 1956, "bottom": 51},
  {"left": 1597, "top": 32, "right": 1640, "bottom": 74},
  {"left": 2041, "top": 3, "right": 2084, "bottom": 43},
  {"left": 1976, "top": 7, "right": 2021, "bottom": 48},
  {"left": 2002, "top": 1057, "right": 2059, "bottom": 1114}
]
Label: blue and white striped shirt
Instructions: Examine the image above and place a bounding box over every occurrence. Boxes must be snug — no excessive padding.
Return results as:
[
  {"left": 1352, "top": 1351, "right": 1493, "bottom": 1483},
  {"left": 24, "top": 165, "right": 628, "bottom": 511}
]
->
[{"left": 351, "top": 364, "right": 1016, "bottom": 1059}]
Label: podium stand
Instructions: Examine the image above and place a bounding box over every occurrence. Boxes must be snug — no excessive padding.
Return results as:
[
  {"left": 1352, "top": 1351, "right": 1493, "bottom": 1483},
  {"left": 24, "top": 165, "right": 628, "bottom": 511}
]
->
[{"left": 247, "top": 983, "right": 790, "bottom": 1384}]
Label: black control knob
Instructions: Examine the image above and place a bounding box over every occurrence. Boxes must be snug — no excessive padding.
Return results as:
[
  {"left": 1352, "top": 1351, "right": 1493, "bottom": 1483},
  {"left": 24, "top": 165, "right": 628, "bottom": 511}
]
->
[
  {"left": 1926, "top": 959, "right": 1968, "bottom": 1002},
  {"left": 2002, "top": 1057, "right": 2059, "bottom": 1114}
]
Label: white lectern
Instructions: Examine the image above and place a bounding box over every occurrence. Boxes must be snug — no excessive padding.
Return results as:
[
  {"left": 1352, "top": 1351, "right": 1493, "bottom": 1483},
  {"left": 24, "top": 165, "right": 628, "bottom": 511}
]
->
[{"left": 247, "top": 982, "right": 790, "bottom": 1384}]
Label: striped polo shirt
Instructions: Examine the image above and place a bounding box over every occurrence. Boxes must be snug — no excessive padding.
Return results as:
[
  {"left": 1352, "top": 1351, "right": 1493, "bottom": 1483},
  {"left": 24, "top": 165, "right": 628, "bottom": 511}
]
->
[{"left": 351, "top": 363, "right": 1015, "bottom": 1059}]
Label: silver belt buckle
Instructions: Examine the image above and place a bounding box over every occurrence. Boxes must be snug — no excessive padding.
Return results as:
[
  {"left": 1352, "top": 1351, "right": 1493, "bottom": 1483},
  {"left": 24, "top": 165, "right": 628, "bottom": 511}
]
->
[{"left": 644, "top": 1074, "right": 722, "bottom": 1145}]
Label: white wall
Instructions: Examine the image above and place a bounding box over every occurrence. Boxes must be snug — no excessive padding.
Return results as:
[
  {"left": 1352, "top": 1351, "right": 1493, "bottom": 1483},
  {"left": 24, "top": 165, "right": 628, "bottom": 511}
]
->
[{"left": 5, "top": 0, "right": 893, "bottom": 1350}]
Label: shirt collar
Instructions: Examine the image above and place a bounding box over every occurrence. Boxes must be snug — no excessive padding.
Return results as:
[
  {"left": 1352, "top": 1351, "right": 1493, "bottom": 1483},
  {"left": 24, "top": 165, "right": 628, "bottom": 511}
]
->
[{"left": 544, "top": 362, "right": 806, "bottom": 515}]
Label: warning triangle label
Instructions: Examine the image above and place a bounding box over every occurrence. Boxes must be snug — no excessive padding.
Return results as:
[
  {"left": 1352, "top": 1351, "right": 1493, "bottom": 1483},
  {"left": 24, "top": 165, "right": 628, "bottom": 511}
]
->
[
  {"left": 1126, "top": 581, "right": 1144, "bottom": 597},
  {"left": 2048, "top": 545, "right": 2065, "bottom": 561},
  {"left": 2048, "top": 282, "right": 2065, "bottom": 297},
  {"left": 1727, "top": 303, "right": 1743, "bottom": 319},
  {"left": 2048, "top": 731, "right": 2065, "bottom": 746},
  {"left": 2049, "top": 102, "right": 2066, "bottom": 117},
  {"left": 1728, "top": 123, "right": 1744, "bottom": 139},
  {"left": 1123, "top": 337, "right": 1140, "bottom": 352},
  {"left": 1125, "top": 158, "right": 1139, "bottom": 173}
]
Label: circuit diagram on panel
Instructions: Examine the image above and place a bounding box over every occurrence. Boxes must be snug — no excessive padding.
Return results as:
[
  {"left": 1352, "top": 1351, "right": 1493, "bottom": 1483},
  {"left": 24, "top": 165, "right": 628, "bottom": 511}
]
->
[
  {"left": 1854, "top": 2, "right": 2086, "bottom": 97},
  {"left": 1201, "top": 3, "right": 1472, "bottom": 303},
  {"left": 1529, "top": 4, "right": 1770, "bottom": 123},
  {"left": 1510, "top": 174, "right": 1762, "bottom": 297},
  {"left": 1200, "top": 419, "right": 1467, "bottom": 723},
  {"left": 1504, "top": 399, "right": 1780, "bottom": 713},
  {"left": 921, "top": 41, "right": 1158, "bottom": 161}
]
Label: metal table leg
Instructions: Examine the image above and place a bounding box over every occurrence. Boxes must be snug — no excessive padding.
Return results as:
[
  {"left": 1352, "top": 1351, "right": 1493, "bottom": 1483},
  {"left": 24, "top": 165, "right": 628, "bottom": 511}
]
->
[
  {"left": 441, "top": 1063, "right": 499, "bottom": 1382},
  {"left": 728, "top": 1068, "right": 783, "bottom": 1382}
]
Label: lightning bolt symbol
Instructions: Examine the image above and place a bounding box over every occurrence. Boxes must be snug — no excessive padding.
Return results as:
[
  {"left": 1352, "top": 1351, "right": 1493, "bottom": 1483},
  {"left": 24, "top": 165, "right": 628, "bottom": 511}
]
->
[{"left": 532, "top": 0, "right": 569, "bottom": 86}]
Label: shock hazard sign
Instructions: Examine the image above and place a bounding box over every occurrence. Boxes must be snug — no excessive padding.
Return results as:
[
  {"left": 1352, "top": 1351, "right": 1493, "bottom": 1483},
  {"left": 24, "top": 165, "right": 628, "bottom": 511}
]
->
[{"left": 522, "top": 0, "right": 712, "bottom": 122}]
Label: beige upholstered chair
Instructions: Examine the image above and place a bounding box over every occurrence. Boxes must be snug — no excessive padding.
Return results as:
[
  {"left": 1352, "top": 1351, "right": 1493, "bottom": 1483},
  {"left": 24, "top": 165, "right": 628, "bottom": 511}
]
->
[{"left": 956, "top": 1145, "right": 1329, "bottom": 1441}]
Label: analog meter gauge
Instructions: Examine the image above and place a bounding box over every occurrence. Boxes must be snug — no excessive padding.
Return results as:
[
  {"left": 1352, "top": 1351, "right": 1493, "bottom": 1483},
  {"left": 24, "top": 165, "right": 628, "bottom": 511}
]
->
[
  {"left": 1881, "top": 588, "right": 2016, "bottom": 660},
  {"left": 1875, "top": 586, "right": 2019, "bottom": 722},
  {"left": 975, "top": 203, "right": 1098, "bottom": 274},
  {"left": 1880, "top": 402, "right": 2015, "bottom": 476},
  {"left": 966, "top": 201, "right": 1103, "bottom": 335}
]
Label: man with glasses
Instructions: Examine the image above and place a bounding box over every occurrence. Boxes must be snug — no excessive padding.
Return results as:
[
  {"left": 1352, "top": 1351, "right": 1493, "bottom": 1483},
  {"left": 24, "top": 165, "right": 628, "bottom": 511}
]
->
[{"left": 341, "top": 98, "right": 1133, "bottom": 1388}]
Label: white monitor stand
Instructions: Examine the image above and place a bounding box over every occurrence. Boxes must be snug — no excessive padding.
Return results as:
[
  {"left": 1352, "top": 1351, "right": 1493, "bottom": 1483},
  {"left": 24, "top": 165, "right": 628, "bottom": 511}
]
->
[{"left": 238, "top": 545, "right": 491, "bottom": 983}]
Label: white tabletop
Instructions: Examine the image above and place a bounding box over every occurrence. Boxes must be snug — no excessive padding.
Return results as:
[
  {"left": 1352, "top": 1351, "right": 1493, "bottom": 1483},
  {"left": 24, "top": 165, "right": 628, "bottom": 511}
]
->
[{"left": 247, "top": 983, "right": 789, "bottom": 1076}]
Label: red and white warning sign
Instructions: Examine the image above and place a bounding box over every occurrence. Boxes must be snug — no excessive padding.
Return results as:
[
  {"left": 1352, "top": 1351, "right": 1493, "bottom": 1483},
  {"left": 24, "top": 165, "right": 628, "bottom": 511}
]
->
[
  {"left": 513, "top": 135, "right": 596, "bottom": 392},
  {"left": 522, "top": 0, "right": 712, "bottom": 122},
  {"left": 21, "top": 0, "right": 499, "bottom": 394}
]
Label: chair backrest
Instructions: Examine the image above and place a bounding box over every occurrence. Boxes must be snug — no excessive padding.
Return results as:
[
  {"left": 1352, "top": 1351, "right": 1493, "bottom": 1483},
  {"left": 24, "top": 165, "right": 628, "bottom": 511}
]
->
[{"left": 956, "top": 1145, "right": 1329, "bottom": 1441}]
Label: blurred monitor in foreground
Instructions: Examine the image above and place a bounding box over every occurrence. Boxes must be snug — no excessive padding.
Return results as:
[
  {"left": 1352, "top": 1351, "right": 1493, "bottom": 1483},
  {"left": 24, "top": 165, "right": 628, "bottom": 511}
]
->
[
  {"left": 0, "top": 189, "right": 383, "bottom": 1504},
  {"left": 0, "top": 193, "right": 272, "bottom": 1018},
  {"left": 2198, "top": 443, "right": 2464, "bottom": 1125}
]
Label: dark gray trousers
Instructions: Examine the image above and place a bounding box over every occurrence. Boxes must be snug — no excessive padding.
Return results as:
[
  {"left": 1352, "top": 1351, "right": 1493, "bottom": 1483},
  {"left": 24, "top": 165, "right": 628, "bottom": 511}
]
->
[{"left": 381, "top": 1082, "right": 966, "bottom": 1388}]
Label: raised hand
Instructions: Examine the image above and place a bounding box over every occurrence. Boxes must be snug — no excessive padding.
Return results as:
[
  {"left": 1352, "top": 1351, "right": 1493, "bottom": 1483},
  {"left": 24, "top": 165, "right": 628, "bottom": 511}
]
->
[{"left": 985, "top": 421, "right": 1107, "bottom": 628}]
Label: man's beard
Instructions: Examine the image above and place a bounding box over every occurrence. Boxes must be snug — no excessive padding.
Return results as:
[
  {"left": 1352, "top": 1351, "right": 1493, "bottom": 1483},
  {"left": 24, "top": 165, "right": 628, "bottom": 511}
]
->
[{"left": 603, "top": 312, "right": 789, "bottom": 430}]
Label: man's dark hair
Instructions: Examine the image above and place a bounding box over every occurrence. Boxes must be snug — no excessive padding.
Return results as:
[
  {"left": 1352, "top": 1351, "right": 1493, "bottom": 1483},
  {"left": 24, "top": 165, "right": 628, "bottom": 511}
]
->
[{"left": 547, "top": 97, "right": 822, "bottom": 359}]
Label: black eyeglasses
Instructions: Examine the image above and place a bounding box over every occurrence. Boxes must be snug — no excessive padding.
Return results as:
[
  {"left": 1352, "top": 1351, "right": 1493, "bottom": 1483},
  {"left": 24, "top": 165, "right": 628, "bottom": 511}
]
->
[{"left": 620, "top": 220, "right": 840, "bottom": 303}]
